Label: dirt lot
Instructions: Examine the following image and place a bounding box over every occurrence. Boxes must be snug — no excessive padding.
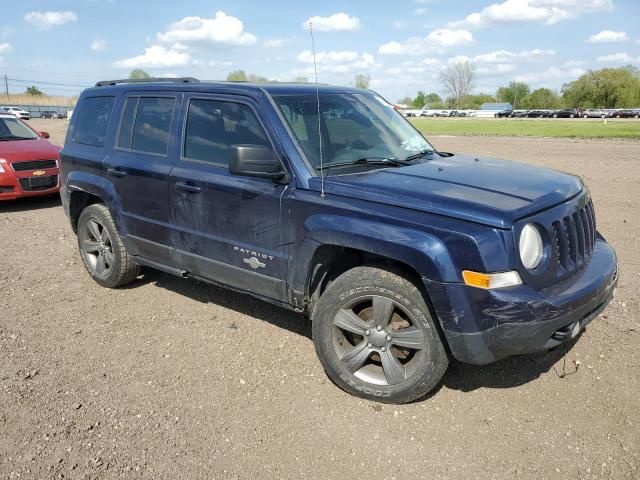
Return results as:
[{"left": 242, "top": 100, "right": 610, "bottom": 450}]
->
[{"left": 1, "top": 119, "right": 638, "bottom": 479}]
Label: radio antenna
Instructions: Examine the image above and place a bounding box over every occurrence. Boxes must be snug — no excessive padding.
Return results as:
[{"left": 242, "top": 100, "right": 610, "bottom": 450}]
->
[{"left": 309, "top": 21, "right": 325, "bottom": 198}]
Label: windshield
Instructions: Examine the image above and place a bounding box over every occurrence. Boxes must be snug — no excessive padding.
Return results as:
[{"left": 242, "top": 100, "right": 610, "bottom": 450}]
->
[
  {"left": 272, "top": 93, "right": 433, "bottom": 173},
  {"left": 0, "top": 116, "right": 38, "bottom": 140}
]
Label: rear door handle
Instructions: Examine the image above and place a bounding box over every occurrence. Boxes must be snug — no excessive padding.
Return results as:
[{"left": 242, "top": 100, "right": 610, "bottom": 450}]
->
[
  {"left": 175, "top": 182, "right": 202, "bottom": 194},
  {"left": 107, "top": 168, "right": 127, "bottom": 178}
]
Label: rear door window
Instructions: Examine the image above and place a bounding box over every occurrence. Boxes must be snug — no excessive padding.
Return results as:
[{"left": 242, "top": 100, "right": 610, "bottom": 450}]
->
[
  {"left": 73, "top": 96, "right": 115, "bottom": 147},
  {"left": 116, "top": 96, "right": 176, "bottom": 156}
]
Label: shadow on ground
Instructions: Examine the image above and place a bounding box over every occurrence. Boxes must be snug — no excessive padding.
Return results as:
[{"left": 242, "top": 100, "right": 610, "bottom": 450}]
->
[
  {"left": 0, "top": 195, "right": 61, "bottom": 213},
  {"left": 129, "top": 268, "right": 581, "bottom": 397}
]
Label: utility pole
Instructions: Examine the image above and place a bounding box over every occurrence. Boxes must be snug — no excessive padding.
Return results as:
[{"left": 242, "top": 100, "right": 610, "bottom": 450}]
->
[{"left": 3, "top": 75, "right": 8, "bottom": 101}]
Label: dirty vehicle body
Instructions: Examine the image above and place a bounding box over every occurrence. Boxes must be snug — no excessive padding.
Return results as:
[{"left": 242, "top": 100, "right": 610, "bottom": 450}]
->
[
  {"left": 59, "top": 79, "right": 618, "bottom": 403},
  {"left": 0, "top": 113, "right": 60, "bottom": 200}
]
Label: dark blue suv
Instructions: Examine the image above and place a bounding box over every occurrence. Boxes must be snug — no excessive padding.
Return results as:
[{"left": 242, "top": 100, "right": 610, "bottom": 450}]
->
[{"left": 60, "top": 78, "right": 618, "bottom": 403}]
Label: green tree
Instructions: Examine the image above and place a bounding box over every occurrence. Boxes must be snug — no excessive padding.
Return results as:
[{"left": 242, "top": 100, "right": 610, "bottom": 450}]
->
[
  {"left": 424, "top": 93, "right": 442, "bottom": 105},
  {"left": 525, "top": 88, "right": 560, "bottom": 109},
  {"left": 25, "top": 86, "right": 43, "bottom": 96},
  {"left": 396, "top": 96, "right": 413, "bottom": 107},
  {"left": 561, "top": 66, "right": 640, "bottom": 108},
  {"left": 128, "top": 69, "right": 151, "bottom": 80},
  {"left": 459, "top": 93, "right": 496, "bottom": 109},
  {"left": 355, "top": 74, "right": 371, "bottom": 89},
  {"left": 248, "top": 73, "right": 270, "bottom": 83},
  {"left": 226, "top": 70, "right": 248, "bottom": 81},
  {"left": 413, "top": 91, "right": 427, "bottom": 108},
  {"left": 496, "top": 81, "right": 530, "bottom": 109}
]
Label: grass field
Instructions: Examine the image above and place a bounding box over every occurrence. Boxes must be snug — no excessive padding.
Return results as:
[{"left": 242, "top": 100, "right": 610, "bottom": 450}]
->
[{"left": 411, "top": 118, "right": 640, "bottom": 139}]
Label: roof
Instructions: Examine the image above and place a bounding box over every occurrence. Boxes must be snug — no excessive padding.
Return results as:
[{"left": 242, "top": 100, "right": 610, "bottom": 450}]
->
[{"left": 87, "top": 79, "right": 368, "bottom": 97}]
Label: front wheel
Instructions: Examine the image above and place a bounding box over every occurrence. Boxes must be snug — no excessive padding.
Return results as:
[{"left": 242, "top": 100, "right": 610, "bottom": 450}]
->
[
  {"left": 77, "top": 204, "right": 140, "bottom": 288},
  {"left": 312, "top": 266, "right": 449, "bottom": 403}
]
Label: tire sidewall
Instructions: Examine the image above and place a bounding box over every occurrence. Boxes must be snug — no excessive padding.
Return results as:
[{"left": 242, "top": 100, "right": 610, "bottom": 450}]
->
[
  {"left": 77, "top": 205, "right": 125, "bottom": 288},
  {"left": 312, "top": 268, "right": 448, "bottom": 403}
]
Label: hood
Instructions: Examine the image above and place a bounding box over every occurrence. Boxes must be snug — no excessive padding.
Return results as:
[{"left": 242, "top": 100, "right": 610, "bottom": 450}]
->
[
  {"left": 0, "top": 137, "right": 61, "bottom": 162},
  {"left": 311, "top": 155, "right": 583, "bottom": 228}
]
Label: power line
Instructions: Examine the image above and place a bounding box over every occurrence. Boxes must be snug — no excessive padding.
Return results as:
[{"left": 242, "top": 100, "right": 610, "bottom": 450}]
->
[{"left": 8, "top": 77, "right": 90, "bottom": 88}]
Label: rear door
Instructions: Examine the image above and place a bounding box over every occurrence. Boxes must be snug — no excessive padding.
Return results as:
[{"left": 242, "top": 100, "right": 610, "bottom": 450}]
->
[
  {"left": 105, "top": 93, "right": 180, "bottom": 263},
  {"left": 169, "top": 93, "right": 291, "bottom": 301}
]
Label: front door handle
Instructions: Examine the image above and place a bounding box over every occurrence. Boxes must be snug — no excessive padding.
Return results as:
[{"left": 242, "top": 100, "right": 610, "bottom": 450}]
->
[
  {"left": 175, "top": 182, "right": 202, "bottom": 194},
  {"left": 107, "top": 168, "right": 127, "bottom": 178}
]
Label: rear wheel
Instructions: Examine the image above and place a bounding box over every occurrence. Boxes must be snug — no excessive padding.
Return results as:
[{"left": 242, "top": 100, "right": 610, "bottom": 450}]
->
[
  {"left": 77, "top": 204, "right": 139, "bottom": 288},
  {"left": 312, "top": 266, "right": 448, "bottom": 403}
]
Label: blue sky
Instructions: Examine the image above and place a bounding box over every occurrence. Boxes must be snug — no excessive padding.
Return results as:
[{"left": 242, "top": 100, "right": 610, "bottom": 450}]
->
[{"left": 1, "top": 0, "right": 639, "bottom": 101}]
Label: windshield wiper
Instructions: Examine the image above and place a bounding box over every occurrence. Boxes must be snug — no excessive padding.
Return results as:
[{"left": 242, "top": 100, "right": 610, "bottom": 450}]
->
[
  {"left": 403, "top": 148, "right": 436, "bottom": 162},
  {"left": 316, "top": 157, "right": 413, "bottom": 171}
]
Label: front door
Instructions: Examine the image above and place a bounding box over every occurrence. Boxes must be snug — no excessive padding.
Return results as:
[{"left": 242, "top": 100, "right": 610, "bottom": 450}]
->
[{"left": 169, "top": 94, "right": 290, "bottom": 301}]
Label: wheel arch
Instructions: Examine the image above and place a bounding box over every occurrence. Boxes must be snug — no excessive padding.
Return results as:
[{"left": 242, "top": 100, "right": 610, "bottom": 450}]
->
[{"left": 66, "top": 172, "right": 122, "bottom": 233}]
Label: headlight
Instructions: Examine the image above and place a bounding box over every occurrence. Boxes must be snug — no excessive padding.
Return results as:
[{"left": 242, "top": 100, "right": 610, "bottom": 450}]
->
[{"left": 519, "top": 223, "right": 543, "bottom": 269}]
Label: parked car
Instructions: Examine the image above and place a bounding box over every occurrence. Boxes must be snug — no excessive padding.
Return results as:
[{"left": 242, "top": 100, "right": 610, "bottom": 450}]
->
[
  {"left": 41, "top": 110, "right": 66, "bottom": 119},
  {"left": 608, "top": 109, "right": 639, "bottom": 119},
  {"left": 60, "top": 78, "right": 618, "bottom": 404},
  {"left": 0, "top": 106, "right": 30, "bottom": 120},
  {"left": 582, "top": 109, "right": 607, "bottom": 119},
  {"left": 524, "top": 110, "right": 551, "bottom": 118},
  {"left": 552, "top": 108, "right": 581, "bottom": 118},
  {"left": 511, "top": 110, "right": 529, "bottom": 118},
  {"left": 0, "top": 113, "right": 60, "bottom": 200},
  {"left": 494, "top": 110, "right": 512, "bottom": 118}
]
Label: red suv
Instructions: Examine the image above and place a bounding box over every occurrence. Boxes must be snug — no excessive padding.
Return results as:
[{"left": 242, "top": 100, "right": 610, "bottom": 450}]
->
[{"left": 0, "top": 113, "right": 60, "bottom": 200}]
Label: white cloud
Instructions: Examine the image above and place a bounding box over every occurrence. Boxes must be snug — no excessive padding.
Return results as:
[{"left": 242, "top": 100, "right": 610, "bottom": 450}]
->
[
  {"left": 90, "top": 39, "right": 107, "bottom": 51},
  {"left": 24, "top": 11, "right": 77, "bottom": 30},
  {"left": 414, "top": 8, "right": 428, "bottom": 15},
  {"left": 264, "top": 38, "right": 287, "bottom": 48},
  {"left": 586, "top": 30, "right": 629, "bottom": 43},
  {"left": 379, "top": 28, "right": 473, "bottom": 55},
  {"left": 473, "top": 48, "right": 555, "bottom": 63},
  {"left": 302, "top": 13, "right": 361, "bottom": 32},
  {"left": 296, "top": 50, "right": 376, "bottom": 73},
  {"left": 562, "top": 60, "right": 585, "bottom": 68},
  {"left": 114, "top": 45, "right": 191, "bottom": 68},
  {"left": 515, "top": 66, "right": 586, "bottom": 84},
  {"left": 0, "top": 42, "right": 12, "bottom": 65},
  {"left": 597, "top": 52, "right": 633, "bottom": 63},
  {"left": 157, "top": 11, "right": 256, "bottom": 46},
  {"left": 393, "top": 21, "right": 407, "bottom": 29},
  {"left": 450, "top": 0, "right": 613, "bottom": 29}
]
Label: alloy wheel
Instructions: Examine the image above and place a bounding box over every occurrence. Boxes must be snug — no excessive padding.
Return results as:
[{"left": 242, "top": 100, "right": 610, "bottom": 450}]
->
[
  {"left": 80, "top": 218, "right": 115, "bottom": 279},
  {"left": 332, "top": 295, "right": 428, "bottom": 386}
]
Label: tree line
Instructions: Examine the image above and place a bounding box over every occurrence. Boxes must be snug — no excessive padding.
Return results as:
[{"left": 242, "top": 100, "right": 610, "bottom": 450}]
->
[{"left": 398, "top": 64, "right": 640, "bottom": 110}]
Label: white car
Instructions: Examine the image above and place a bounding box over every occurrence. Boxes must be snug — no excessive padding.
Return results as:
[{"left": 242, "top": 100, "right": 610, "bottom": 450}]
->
[{"left": 0, "top": 106, "right": 30, "bottom": 120}]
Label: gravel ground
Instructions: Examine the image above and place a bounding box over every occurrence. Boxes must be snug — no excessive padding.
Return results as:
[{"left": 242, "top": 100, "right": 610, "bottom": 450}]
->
[{"left": 1, "top": 120, "right": 638, "bottom": 479}]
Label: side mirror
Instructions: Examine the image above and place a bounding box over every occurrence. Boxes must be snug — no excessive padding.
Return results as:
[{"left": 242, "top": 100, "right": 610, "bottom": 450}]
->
[
  {"left": 39, "top": 131, "right": 50, "bottom": 139},
  {"left": 229, "top": 145, "right": 285, "bottom": 180}
]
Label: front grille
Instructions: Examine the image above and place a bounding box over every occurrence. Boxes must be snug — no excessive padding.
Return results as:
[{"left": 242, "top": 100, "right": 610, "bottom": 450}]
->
[
  {"left": 11, "top": 160, "right": 57, "bottom": 172},
  {"left": 18, "top": 175, "right": 58, "bottom": 192},
  {"left": 551, "top": 198, "right": 596, "bottom": 274}
]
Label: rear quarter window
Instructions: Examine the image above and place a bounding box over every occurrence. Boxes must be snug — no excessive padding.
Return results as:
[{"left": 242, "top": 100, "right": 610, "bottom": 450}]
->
[{"left": 73, "top": 96, "right": 115, "bottom": 147}]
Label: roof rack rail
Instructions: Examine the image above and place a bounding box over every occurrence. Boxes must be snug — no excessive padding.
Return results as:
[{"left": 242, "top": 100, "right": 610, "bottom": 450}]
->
[{"left": 94, "top": 77, "right": 200, "bottom": 87}]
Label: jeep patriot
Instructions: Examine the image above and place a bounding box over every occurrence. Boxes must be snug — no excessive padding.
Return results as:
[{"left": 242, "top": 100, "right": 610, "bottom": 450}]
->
[{"left": 60, "top": 78, "right": 618, "bottom": 403}]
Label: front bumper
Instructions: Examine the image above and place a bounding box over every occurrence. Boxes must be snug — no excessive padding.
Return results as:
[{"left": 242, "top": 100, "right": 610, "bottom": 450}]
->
[
  {"left": 0, "top": 168, "right": 60, "bottom": 200},
  {"left": 425, "top": 237, "right": 618, "bottom": 365}
]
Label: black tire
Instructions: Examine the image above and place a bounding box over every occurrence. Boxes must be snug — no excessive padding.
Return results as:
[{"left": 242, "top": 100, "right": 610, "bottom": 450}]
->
[
  {"left": 312, "top": 266, "right": 448, "bottom": 403},
  {"left": 77, "top": 203, "right": 140, "bottom": 288}
]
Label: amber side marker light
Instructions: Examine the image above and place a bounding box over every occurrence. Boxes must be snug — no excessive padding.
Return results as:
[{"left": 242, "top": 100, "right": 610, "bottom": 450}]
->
[{"left": 462, "top": 270, "right": 522, "bottom": 289}]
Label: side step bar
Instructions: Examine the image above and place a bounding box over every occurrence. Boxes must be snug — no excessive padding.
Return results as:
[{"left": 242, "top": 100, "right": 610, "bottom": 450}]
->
[{"left": 132, "top": 256, "right": 187, "bottom": 278}]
